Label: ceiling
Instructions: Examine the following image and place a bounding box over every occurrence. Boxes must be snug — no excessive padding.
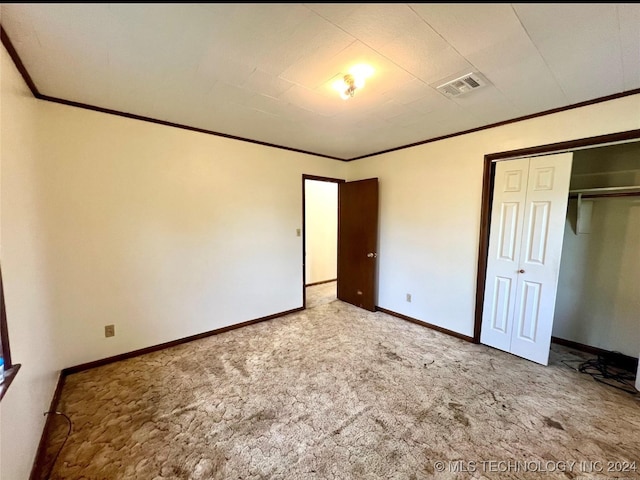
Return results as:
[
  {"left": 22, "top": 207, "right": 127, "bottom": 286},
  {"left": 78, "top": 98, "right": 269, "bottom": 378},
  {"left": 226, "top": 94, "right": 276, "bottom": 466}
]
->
[{"left": 2, "top": 3, "right": 639, "bottom": 160}]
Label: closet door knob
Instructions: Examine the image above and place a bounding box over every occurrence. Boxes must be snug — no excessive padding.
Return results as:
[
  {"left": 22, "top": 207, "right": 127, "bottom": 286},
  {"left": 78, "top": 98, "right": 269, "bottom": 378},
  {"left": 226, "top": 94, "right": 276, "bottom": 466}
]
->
[{"left": 518, "top": 269, "right": 525, "bottom": 274}]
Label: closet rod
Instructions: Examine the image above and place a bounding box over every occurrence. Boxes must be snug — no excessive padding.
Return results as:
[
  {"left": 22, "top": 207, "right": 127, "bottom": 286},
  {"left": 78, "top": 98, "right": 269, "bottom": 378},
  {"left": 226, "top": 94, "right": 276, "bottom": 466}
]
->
[{"left": 569, "top": 185, "right": 640, "bottom": 194}]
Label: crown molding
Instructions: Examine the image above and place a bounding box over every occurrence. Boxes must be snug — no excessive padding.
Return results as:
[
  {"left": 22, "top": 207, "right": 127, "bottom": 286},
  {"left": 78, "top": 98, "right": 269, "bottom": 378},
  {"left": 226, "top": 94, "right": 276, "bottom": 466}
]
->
[{"left": 3, "top": 25, "right": 639, "bottom": 162}]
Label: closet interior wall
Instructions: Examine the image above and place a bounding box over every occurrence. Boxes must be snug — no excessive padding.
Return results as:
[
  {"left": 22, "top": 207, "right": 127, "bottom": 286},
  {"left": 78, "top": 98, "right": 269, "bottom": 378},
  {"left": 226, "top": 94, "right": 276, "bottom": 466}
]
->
[{"left": 552, "top": 142, "right": 640, "bottom": 358}]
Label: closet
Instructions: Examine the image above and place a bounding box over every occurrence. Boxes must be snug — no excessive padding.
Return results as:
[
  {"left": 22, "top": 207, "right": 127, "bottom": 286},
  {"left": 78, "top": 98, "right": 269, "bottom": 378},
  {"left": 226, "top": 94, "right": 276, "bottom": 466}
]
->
[
  {"left": 480, "top": 152, "right": 573, "bottom": 365},
  {"left": 481, "top": 141, "right": 640, "bottom": 368},
  {"left": 552, "top": 142, "right": 640, "bottom": 361}
]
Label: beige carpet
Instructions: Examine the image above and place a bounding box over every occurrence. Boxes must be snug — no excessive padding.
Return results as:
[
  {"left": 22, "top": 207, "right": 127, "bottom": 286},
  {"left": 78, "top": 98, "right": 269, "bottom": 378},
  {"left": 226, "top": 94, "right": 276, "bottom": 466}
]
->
[
  {"left": 41, "top": 288, "right": 639, "bottom": 480},
  {"left": 305, "top": 281, "right": 336, "bottom": 309}
]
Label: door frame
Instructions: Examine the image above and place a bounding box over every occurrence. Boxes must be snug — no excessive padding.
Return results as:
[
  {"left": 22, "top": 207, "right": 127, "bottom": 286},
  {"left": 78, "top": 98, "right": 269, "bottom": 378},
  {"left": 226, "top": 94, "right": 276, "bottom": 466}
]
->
[
  {"left": 473, "top": 128, "right": 640, "bottom": 343},
  {"left": 302, "top": 174, "right": 345, "bottom": 308}
]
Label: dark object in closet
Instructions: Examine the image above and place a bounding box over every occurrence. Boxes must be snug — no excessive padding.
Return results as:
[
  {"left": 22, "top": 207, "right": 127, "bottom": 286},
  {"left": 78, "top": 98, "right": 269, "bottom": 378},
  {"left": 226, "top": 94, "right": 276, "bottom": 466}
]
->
[{"left": 577, "top": 351, "right": 638, "bottom": 394}]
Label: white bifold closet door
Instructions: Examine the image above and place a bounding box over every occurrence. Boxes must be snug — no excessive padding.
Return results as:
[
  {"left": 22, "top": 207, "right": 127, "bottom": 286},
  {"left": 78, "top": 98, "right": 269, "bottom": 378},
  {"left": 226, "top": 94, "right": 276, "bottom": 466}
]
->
[{"left": 481, "top": 153, "right": 573, "bottom": 365}]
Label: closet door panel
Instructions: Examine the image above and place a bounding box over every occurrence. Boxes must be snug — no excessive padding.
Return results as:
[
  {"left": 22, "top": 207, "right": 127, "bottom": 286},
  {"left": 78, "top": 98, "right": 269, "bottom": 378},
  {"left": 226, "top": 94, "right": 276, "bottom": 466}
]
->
[
  {"left": 510, "top": 153, "right": 573, "bottom": 365},
  {"left": 489, "top": 276, "right": 512, "bottom": 333},
  {"left": 524, "top": 201, "right": 550, "bottom": 265},
  {"left": 498, "top": 202, "right": 520, "bottom": 260},
  {"left": 480, "top": 158, "right": 529, "bottom": 353},
  {"left": 514, "top": 280, "right": 542, "bottom": 342}
]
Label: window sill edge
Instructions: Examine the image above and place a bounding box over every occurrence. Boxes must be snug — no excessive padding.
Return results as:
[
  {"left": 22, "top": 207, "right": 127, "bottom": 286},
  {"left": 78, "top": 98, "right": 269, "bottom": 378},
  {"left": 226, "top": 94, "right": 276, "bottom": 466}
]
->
[{"left": 0, "top": 363, "right": 22, "bottom": 402}]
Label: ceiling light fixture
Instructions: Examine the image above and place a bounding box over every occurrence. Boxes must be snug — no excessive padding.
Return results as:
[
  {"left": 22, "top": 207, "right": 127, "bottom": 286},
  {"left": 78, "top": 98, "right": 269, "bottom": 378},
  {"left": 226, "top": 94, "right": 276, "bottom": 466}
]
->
[
  {"left": 333, "top": 64, "right": 374, "bottom": 100},
  {"left": 340, "top": 74, "right": 357, "bottom": 100}
]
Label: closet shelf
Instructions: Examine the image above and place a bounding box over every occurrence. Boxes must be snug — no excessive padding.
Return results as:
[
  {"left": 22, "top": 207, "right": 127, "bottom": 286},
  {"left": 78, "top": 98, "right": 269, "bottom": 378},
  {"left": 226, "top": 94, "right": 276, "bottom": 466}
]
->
[
  {"left": 571, "top": 185, "right": 640, "bottom": 235},
  {"left": 569, "top": 185, "right": 640, "bottom": 196}
]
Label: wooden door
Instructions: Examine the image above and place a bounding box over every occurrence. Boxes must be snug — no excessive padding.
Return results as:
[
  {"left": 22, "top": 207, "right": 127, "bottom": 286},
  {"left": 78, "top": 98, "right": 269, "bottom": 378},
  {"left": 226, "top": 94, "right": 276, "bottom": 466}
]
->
[
  {"left": 481, "top": 153, "right": 573, "bottom": 365},
  {"left": 337, "top": 178, "right": 379, "bottom": 311}
]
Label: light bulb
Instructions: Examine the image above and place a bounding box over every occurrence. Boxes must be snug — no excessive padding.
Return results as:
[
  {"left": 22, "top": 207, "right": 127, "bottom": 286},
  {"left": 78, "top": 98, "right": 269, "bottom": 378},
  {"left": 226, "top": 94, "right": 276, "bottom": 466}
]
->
[
  {"left": 333, "top": 67, "right": 373, "bottom": 100},
  {"left": 332, "top": 78, "right": 346, "bottom": 92}
]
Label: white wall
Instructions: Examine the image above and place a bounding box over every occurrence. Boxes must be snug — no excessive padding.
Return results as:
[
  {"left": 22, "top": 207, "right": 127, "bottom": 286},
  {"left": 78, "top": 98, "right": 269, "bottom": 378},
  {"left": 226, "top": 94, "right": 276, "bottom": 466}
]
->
[
  {"left": 32, "top": 100, "right": 346, "bottom": 370},
  {"left": 347, "top": 94, "right": 640, "bottom": 336},
  {"left": 553, "top": 197, "right": 640, "bottom": 357},
  {"left": 0, "top": 43, "right": 346, "bottom": 477},
  {"left": 1, "top": 47, "right": 61, "bottom": 480},
  {"left": 305, "top": 180, "right": 338, "bottom": 285},
  {"left": 553, "top": 145, "right": 640, "bottom": 357}
]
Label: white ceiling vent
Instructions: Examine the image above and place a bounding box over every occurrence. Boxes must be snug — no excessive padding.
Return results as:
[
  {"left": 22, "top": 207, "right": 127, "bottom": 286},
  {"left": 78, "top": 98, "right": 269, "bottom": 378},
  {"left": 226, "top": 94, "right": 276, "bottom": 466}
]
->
[{"left": 436, "top": 72, "right": 487, "bottom": 97}]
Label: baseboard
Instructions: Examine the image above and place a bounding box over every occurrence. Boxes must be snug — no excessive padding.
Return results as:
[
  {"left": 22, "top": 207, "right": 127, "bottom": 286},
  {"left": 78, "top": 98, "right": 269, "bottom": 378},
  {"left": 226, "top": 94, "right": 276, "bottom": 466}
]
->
[
  {"left": 551, "top": 336, "right": 639, "bottom": 368},
  {"left": 376, "top": 306, "right": 474, "bottom": 343},
  {"left": 29, "top": 372, "right": 67, "bottom": 480},
  {"left": 305, "top": 278, "right": 337, "bottom": 287},
  {"left": 62, "top": 307, "right": 304, "bottom": 375}
]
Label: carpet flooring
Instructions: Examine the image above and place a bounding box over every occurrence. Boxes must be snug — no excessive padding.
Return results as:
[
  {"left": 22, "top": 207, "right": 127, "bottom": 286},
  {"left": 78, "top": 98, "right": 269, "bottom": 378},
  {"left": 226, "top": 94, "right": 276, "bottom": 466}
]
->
[
  {"left": 41, "top": 285, "right": 639, "bottom": 479},
  {"left": 305, "top": 281, "right": 337, "bottom": 309}
]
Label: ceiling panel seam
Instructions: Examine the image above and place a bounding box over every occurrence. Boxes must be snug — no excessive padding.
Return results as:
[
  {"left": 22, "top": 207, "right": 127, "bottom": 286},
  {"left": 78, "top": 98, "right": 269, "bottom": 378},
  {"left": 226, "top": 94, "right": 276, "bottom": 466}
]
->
[{"left": 509, "top": 5, "right": 569, "bottom": 102}]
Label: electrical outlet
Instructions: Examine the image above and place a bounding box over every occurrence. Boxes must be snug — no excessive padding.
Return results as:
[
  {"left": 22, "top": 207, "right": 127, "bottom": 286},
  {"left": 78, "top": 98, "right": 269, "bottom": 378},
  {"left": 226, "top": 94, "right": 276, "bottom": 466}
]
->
[
  {"left": 105, "top": 324, "right": 115, "bottom": 338},
  {"left": 406, "top": 293, "right": 412, "bottom": 302},
  {"left": 296, "top": 228, "right": 301, "bottom": 237}
]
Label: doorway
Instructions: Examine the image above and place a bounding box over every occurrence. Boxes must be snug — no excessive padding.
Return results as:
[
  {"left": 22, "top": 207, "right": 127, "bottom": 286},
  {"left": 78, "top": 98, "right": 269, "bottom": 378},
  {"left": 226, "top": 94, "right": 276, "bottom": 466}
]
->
[
  {"left": 302, "top": 175, "right": 380, "bottom": 311},
  {"left": 474, "top": 129, "right": 640, "bottom": 364},
  {"left": 303, "top": 175, "right": 342, "bottom": 309}
]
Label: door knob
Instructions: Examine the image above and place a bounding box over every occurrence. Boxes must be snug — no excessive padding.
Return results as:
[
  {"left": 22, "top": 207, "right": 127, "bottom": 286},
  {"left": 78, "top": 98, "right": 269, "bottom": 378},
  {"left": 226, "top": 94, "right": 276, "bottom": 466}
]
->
[
  {"left": 518, "top": 269, "right": 525, "bottom": 274},
  {"left": 367, "top": 252, "right": 377, "bottom": 258}
]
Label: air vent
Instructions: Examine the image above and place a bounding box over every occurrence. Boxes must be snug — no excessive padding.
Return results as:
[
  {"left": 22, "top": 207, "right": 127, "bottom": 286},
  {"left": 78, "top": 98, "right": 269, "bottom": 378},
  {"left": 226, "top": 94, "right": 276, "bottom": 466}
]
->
[{"left": 436, "top": 72, "right": 487, "bottom": 97}]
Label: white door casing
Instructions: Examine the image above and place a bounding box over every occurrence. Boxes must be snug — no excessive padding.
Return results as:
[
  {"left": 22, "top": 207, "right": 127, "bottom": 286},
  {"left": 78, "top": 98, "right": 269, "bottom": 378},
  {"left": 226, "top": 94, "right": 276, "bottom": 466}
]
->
[{"left": 481, "top": 153, "right": 573, "bottom": 365}]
